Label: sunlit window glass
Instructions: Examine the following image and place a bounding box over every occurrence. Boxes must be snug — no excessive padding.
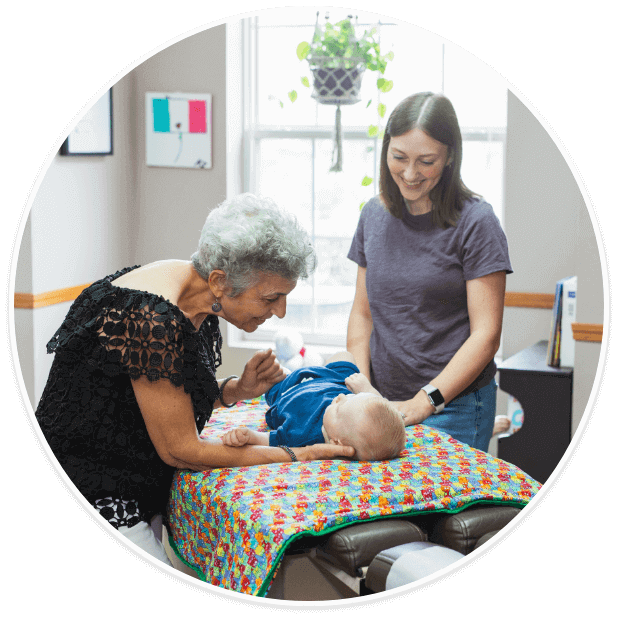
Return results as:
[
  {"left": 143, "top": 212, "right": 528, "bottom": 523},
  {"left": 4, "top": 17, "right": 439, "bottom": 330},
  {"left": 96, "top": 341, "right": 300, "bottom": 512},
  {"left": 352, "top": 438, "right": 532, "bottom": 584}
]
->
[{"left": 236, "top": 9, "right": 507, "bottom": 347}]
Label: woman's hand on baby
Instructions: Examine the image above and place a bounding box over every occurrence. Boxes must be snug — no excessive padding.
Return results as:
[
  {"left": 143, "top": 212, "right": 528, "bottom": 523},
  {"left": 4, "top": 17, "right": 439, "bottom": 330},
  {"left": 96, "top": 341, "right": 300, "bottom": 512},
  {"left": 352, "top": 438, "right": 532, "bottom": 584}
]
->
[
  {"left": 237, "top": 349, "right": 286, "bottom": 400},
  {"left": 392, "top": 393, "right": 435, "bottom": 426},
  {"left": 345, "top": 373, "right": 381, "bottom": 396},
  {"left": 300, "top": 442, "right": 356, "bottom": 461}
]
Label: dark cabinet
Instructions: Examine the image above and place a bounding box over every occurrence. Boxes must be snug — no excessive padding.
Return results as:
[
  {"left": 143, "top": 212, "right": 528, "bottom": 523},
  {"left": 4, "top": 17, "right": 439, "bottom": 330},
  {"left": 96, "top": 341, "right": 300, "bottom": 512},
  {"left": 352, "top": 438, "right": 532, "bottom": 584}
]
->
[{"left": 497, "top": 340, "right": 573, "bottom": 484}]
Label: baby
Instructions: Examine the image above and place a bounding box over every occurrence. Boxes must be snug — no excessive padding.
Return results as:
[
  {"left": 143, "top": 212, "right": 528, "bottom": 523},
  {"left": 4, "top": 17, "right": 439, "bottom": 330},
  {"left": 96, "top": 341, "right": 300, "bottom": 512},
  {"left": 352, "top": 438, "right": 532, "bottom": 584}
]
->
[{"left": 221, "top": 352, "right": 406, "bottom": 461}]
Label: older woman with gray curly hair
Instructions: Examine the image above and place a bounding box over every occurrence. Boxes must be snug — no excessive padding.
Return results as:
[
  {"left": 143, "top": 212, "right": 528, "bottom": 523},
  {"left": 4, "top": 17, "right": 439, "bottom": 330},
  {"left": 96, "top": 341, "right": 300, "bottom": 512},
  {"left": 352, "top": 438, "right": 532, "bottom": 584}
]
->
[{"left": 35, "top": 193, "right": 354, "bottom": 565}]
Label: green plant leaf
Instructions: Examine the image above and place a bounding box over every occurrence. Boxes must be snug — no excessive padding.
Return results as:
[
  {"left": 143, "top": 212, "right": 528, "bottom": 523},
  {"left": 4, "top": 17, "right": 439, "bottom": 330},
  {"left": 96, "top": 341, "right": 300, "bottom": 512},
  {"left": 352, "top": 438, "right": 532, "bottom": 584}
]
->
[
  {"left": 385, "top": 51, "right": 394, "bottom": 61},
  {"left": 367, "top": 125, "right": 379, "bottom": 138},
  {"left": 360, "top": 201, "right": 366, "bottom": 210},
  {"left": 361, "top": 176, "right": 374, "bottom": 187},
  {"left": 380, "top": 80, "right": 394, "bottom": 93},
  {"left": 296, "top": 41, "right": 311, "bottom": 61},
  {"left": 378, "top": 103, "right": 386, "bottom": 118},
  {"left": 301, "top": 76, "right": 310, "bottom": 88},
  {"left": 377, "top": 77, "right": 386, "bottom": 90},
  {"left": 279, "top": 100, "right": 284, "bottom": 108},
  {"left": 288, "top": 90, "right": 297, "bottom": 103},
  {"left": 366, "top": 99, "right": 372, "bottom": 108}
]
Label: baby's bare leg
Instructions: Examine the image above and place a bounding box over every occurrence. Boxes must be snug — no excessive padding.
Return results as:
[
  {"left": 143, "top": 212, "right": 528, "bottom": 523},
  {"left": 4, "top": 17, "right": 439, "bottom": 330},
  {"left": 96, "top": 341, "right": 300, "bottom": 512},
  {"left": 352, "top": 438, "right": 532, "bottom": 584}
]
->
[{"left": 326, "top": 350, "right": 356, "bottom": 365}]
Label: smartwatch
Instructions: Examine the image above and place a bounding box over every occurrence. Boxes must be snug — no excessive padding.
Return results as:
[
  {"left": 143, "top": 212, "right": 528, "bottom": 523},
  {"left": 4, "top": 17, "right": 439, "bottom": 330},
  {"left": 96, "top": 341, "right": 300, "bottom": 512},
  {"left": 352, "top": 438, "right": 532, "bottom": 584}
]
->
[{"left": 421, "top": 385, "right": 445, "bottom": 414}]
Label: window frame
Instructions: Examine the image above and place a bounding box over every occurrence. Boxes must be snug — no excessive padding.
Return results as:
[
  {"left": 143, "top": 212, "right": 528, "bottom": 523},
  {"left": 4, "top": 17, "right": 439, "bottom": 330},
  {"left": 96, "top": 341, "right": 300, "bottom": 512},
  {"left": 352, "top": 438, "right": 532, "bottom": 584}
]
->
[{"left": 226, "top": 17, "right": 506, "bottom": 353}]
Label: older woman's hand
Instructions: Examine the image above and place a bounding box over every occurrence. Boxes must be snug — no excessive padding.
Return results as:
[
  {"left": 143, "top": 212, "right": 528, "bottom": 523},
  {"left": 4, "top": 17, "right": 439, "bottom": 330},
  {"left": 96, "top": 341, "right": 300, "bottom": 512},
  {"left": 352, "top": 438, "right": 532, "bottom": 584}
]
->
[
  {"left": 299, "top": 442, "right": 356, "bottom": 461},
  {"left": 236, "top": 349, "right": 286, "bottom": 400}
]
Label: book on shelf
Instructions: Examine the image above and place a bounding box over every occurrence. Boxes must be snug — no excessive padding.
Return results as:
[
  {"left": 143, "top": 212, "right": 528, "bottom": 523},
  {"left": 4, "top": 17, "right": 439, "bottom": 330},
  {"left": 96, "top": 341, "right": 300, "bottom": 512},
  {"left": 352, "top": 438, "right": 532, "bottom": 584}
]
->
[{"left": 546, "top": 276, "right": 577, "bottom": 367}]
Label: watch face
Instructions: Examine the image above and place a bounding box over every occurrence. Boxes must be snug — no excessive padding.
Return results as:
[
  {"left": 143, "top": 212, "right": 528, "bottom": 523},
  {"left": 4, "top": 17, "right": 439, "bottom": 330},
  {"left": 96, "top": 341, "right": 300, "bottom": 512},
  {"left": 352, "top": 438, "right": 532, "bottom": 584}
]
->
[{"left": 428, "top": 389, "right": 445, "bottom": 407}]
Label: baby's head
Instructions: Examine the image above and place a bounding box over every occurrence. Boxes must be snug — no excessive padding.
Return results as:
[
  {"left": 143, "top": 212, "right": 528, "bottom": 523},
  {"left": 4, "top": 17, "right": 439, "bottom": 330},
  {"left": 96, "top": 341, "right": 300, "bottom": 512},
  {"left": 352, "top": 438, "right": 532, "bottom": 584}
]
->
[{"left": 322, "top": 392, "right": 406, "bottom": 461}]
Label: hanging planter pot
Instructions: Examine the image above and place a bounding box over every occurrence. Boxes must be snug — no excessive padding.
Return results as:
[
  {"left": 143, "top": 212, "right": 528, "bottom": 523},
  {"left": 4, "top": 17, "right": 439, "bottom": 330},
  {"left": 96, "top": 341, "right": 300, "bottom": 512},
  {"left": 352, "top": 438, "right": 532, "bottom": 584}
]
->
[
  {"left": 309, "top": 56, "right": 366, "bottom": 171},
  {"left": 289, "top": 13, "right": 395, "bottom": 174},
  {"left": 309, "top": 57, "right": 366, "bottom": 105}
]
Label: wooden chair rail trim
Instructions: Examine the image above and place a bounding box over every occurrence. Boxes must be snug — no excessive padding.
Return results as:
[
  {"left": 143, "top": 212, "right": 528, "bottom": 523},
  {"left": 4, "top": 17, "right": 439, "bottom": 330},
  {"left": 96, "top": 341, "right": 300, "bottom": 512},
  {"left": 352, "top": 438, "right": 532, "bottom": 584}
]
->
[
  {"left": 571, "top": 322, "right": 603, "bottom": 342},
  {"left": 14, "top": 283, "right": 92, "bottom": 309},
  {"left": 13, "top": 285, "right": 604, "bottom": 341},
  {"left": 504, "top": 291, "right": 555, "bottom": 309}
]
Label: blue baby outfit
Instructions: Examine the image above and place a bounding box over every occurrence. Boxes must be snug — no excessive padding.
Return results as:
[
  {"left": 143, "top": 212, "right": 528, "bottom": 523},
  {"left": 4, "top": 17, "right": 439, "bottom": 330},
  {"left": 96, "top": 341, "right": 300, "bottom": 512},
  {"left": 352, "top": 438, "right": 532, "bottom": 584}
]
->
[{"left": 264, "top": 361, "right": 359, "bottom": 447}]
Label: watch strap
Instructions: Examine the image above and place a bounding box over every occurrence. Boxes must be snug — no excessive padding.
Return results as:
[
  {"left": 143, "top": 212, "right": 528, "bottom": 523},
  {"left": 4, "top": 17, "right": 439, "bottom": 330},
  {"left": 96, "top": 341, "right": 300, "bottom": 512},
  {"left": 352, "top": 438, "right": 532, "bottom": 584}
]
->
[{"left": 421, "top": 384, "right": 446, "bottom": 414}]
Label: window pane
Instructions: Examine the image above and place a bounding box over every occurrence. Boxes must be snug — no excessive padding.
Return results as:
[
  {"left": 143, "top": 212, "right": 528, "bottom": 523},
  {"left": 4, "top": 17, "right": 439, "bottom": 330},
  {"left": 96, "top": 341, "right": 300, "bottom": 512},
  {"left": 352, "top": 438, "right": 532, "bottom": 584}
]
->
[
  {"left": 254, "top": 138, "right": 313, "bottom": 233},
  {"left": 461, "top": 140, "right": 505, "bottom": 220},
  {"left": 276, "top": 280, "right": 315, "bottom": 333},
  {"left": 256, "top": 23, "right": 317, "bottom": 127},
  {"left": 247, "top": 239, "right": 357, "bottom": 339},
  {"left": 314, "top": 236, "right": 357, "bottom": 288},
  {"left": 375, "top": 25, "right": 444, "bottom": 117},
  {"left": 244, "top": 11, "right": 507, "bottom": 348},
  {"left": 314, "top": 138, "right": 376, "bottom": 237},
  {"left": 314, "top": 236, "right": 356, "bottom": 336},
  {"left": 254, "top": 13, "right": 507, "bottom": 132}
]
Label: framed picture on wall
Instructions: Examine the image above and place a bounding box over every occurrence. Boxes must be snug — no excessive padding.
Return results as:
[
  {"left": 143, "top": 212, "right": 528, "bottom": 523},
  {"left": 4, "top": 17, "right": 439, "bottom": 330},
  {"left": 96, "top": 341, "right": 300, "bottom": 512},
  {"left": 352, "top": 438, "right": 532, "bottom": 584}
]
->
[
  {"left": 145, "top": 92, "right": 212, "bottom": 168},
  {"left": 60, "top": 88, "right": 113, "bottom": 156}
]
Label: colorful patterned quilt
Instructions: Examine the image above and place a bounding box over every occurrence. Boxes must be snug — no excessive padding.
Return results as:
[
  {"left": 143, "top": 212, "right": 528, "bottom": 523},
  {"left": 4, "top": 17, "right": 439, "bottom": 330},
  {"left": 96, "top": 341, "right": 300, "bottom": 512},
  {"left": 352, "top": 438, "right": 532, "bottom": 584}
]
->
[{"left": 167, "top": 398, "right": 541, "bottom": 596}]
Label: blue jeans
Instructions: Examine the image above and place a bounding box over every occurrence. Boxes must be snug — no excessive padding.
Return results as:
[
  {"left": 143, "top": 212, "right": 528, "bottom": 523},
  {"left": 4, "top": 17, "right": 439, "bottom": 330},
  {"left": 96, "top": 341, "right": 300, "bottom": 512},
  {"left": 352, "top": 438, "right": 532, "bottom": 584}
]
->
[{"left": 421, "top": 380, "right": 497, "bottom": 452}]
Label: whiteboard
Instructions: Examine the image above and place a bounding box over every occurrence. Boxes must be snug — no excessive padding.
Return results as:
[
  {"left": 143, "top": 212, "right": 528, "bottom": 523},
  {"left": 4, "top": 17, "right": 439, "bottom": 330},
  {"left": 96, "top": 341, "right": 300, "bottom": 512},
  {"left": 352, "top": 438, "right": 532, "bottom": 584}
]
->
[{"left": 145, "top": 92, "right": 212, "bottom": 169}]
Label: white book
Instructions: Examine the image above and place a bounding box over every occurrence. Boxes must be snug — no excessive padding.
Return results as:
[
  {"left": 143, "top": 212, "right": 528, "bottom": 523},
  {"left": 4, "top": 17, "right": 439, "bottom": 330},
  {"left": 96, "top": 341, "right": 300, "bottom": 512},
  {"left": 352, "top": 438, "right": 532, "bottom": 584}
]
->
[{"left": 560, "top": 276, "right": 577, "bottom": 367}]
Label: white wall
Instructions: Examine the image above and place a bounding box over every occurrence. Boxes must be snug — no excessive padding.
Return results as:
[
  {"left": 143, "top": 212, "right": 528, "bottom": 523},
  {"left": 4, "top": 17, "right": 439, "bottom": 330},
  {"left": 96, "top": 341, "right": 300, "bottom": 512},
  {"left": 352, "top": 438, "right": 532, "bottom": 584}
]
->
[
  {"left": 14, "top": 74, "right": 137, "bottom": 406},
  {"left": 15, "top": 26, "right": 229, "bottom": 409},
  {"left": 498, "top": 91, "right": 603, "bottom": 437}
]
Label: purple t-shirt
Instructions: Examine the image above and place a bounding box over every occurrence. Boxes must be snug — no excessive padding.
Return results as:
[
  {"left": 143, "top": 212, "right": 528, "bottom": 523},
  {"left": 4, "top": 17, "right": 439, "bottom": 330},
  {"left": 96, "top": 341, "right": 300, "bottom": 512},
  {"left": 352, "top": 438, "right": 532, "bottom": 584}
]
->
[{"left": 347, "top": 196, "right": 512, "bottom": 402}]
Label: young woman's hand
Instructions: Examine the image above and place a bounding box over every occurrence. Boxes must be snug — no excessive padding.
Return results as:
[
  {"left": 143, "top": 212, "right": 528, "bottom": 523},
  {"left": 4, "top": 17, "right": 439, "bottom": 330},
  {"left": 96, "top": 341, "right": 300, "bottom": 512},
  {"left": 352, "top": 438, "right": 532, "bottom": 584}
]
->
[{"left": 391, "top": 392, "right": 435, "bottom": 426}]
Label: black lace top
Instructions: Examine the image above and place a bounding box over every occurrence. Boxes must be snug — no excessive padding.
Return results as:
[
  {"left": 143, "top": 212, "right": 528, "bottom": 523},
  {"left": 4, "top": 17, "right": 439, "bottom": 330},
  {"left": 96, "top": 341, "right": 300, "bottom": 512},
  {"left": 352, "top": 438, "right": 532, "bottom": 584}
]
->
[{"left": 35, "top": 266, "right": 223, "bottom": 527}]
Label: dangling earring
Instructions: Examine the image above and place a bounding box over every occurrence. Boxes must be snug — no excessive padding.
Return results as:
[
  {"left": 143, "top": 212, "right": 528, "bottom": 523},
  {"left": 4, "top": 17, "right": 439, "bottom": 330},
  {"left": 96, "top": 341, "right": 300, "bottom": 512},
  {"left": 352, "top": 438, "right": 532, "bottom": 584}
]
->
[{"left": 212, "top": 298, "right": 222, "bottom": 312}]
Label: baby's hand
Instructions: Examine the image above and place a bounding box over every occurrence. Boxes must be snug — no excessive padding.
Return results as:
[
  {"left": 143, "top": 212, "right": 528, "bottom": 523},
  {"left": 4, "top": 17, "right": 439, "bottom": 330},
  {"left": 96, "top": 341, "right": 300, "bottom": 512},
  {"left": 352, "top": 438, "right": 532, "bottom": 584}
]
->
[
  {"left": 221, "top": 426, "right": 252, "bottom": 447},
  {"left": 493, "top": 415, "right": 511, "bottom": 436},
  {"left": 345, "top": 373, "right": 380, "bottom": 395}
]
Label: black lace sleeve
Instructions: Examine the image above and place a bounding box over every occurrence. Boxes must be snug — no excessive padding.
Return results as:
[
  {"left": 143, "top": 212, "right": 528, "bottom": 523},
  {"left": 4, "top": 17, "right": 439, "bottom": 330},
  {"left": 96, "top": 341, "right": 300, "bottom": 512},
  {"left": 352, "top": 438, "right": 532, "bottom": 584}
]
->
[
  {"left": 95, "top": 297, "right": 221, "bottom": 404},
  {"left": 46, "top": 271, "right": 222, "bottom": 425},
  {"left": 96, "top": 300, "right": 188, "bottom": 383}
]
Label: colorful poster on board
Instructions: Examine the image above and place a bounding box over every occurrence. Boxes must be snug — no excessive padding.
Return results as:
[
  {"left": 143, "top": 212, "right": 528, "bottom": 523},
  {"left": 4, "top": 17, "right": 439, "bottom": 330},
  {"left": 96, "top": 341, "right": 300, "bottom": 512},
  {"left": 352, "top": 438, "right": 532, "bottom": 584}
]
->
[{"left": 146, "top": 92, "right": 212, "bottom": 168}]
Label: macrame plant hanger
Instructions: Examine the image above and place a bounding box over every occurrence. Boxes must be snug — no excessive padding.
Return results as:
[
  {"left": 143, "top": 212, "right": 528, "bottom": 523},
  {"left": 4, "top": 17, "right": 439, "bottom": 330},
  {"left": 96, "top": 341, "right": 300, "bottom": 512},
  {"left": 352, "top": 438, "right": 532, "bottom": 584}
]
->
[{"left": 308, "top": 12, "right": 366, "bottom": 172}]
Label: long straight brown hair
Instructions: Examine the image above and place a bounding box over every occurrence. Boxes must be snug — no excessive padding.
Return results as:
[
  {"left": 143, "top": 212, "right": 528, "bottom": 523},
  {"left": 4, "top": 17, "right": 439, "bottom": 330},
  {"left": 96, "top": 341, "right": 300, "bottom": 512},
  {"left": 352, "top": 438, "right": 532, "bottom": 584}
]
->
[{"left": 379, "top": 92, "right": 478, "bottom": 228}]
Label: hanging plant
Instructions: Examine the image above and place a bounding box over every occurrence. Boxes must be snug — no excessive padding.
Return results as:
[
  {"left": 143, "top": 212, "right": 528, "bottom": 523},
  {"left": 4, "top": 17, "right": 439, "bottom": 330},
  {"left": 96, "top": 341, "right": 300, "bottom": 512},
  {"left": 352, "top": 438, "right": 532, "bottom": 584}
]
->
[{"left": 287, "top": 13, "right": 394, "bottom": 174}]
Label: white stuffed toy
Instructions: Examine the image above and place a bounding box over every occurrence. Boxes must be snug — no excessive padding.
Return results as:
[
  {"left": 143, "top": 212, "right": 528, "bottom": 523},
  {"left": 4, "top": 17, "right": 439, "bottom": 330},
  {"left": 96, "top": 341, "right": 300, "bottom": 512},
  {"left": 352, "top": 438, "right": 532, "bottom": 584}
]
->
[{"left": 274, "top": 327, "right": 324, "bottom": 372}]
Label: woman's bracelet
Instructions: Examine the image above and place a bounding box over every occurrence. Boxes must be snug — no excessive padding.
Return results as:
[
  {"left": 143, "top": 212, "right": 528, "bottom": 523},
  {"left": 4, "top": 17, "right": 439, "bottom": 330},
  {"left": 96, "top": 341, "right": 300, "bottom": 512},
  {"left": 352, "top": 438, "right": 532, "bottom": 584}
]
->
[
  {"left": 219, "top": 375, "right": 239, "bottom": 408},
  {"left": 278, "top": 445, "right": 298, "bottom": 462}
]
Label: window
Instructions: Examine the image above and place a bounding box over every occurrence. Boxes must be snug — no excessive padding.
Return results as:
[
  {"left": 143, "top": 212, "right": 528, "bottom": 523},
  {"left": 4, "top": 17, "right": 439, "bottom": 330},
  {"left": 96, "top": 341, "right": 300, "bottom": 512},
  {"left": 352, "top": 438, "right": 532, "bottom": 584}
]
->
[{"left": 228, "top": 9, "right": 507, "bottom": 351}]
